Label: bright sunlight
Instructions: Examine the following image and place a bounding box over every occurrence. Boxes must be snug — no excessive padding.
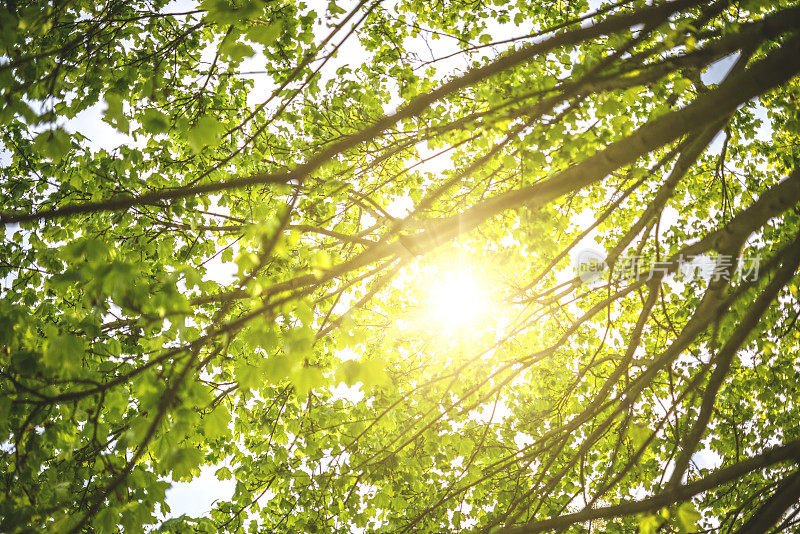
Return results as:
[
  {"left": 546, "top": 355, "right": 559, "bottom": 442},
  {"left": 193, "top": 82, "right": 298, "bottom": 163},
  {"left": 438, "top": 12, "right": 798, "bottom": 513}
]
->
[{"left": 428, "top": 269, "right": 488, "bottom": 332}]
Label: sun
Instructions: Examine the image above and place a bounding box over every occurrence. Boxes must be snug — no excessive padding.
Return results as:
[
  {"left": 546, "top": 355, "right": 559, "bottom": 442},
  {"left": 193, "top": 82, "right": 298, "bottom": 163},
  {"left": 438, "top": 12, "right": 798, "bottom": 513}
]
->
[{"left": 428, "top": 269, "right": 488, "bottom": 332}]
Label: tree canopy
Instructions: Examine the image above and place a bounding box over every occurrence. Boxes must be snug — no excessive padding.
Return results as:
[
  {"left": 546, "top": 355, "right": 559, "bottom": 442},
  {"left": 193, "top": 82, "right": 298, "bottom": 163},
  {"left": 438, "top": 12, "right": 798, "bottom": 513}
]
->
[{"left": 3, "top": 0, "right": 800, "bottom": 532}]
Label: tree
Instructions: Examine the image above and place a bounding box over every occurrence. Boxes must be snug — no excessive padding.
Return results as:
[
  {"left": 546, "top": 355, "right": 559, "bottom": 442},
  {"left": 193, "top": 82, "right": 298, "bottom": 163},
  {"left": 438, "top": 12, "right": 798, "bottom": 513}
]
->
[{"left": 2, "top": 0, "right": 800, "bottom": 532}]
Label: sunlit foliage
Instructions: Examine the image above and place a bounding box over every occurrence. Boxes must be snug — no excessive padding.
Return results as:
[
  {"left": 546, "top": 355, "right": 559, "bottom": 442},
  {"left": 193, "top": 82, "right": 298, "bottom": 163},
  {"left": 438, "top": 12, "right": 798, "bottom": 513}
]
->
[{"left": 2, "top": 0, "right": 800, "bottom": 533}]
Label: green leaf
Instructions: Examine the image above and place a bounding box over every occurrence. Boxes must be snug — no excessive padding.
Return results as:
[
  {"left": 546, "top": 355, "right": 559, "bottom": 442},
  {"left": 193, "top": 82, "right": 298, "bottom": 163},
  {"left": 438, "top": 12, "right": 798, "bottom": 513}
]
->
[
  {"left": 119, "top": 502, "right": 150, "bottom": 534},
  {"left": 44, "top": 332, "right": 84, "bottom": 373},
  {"left": 676, "top": 502, "right": 701, "bottom": 533},
  {"left": 219, "top": 40, "right": 255, "bottom": 62},
  {"left": 33, "top": 128, "right": 71, "bottom": 160},
  {"left": 311, "top": 251, "right": 331, "bottom": 272},
  {"left": 204, "top": 404, "right": 231, "bottom": 439},
  {"left": 291, "top": 366, "right": 323, "bottom": 397},
  {"left": 93, "top": 508, "right": 119, "bottom": 534},
  {"left": 629, "top": 423, "right": 650, "bottom": 449},
  {"left": 103, "top": 92, "right": 129, "bottom": 133},
  {"left": 163, "top": 447, "right": 203, "bottom": 481},
  {"left": 235, "top": 362, "right": 260, "bottom": 390},
  {"left": 235, "top": 251, "right": 260, "bottom": 275},
  {"left": 335, "top": 359, "right": 388, "bottom": 388},
  {"left": 261, "top": 355, "right": 294, "bottom": 382},
  {"left": 327, "top": 1, "right": 346, "bottom": 15},
  {"left": 247, "top": 22, "right": 282, "bottom": 47},
  {"left": 243, "top": 323, "right": 278, "bottom": 351},
  {"left": 141, "top": 108, "right": 170, "bottom": 134},
  {"left": 187, "top": 115, "right": 224, "bottom": 153},
  {"left": 674, "top": 78, "right": 693, "bottom": 95},
  {"left": 294, "top": 301, "right": 314, "bottom": 325},
  {"left": 638, "top": 514, "right": 661, "bottom": 534},
  {"left": 201, "top": 0, "right": 263, "bottom": 24},
  {"left": 284, "top": 326, "right": 313, "bottom": 359}
]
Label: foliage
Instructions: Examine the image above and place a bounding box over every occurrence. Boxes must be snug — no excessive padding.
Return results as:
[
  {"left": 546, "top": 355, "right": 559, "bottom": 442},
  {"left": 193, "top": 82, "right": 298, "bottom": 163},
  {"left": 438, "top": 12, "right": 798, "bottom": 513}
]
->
[{"left": 2, "top": 0, "right": 800, "bottom": 533}]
